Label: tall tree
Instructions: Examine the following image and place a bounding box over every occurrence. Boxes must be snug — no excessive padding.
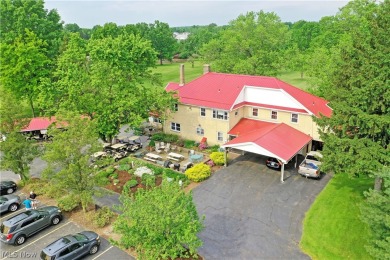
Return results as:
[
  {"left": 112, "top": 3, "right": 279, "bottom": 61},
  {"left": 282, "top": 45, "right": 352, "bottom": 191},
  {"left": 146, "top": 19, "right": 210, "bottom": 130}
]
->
[
  {"left": 1, "top": 30, "right": 51, "bottom": 117},
  {"left": 201, "top": 11, "right": 289, "bottom": 76},
  {"left": 42, "top": 112, "right": 102, "bottom": 212},
  {"left": 114, "top": 182, "right": 204, "bottom": 259},
  {"left": 315, "top": 0, "right": 390, "bottom": 180}
]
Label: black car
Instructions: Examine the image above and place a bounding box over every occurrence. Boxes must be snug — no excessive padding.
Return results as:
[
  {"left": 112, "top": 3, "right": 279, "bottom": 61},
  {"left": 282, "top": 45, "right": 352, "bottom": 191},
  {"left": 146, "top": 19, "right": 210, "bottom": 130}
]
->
[
  {"left": 266, "top": 157, "right": 281, "bottom": 170},
  {"left": 0, "top": 181, "right": 17, "bottom": 195},
  {"left": 40, "top": 231, "right": 101, "bottom": 260}
]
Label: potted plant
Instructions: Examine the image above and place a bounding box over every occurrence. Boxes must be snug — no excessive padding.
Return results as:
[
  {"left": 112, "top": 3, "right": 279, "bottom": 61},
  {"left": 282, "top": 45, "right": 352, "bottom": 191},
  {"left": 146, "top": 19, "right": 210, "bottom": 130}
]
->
[{"left": 148, "top": 140, "right": 155, "bottom": 152}]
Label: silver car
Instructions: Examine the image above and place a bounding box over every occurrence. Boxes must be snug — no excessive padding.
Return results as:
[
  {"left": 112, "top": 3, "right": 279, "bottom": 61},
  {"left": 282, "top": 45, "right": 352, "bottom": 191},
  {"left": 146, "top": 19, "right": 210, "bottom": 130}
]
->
[
  {"left": 0, "top": 206, "right": 62, "bottom": 245},
  {"left": 0, "top": 195, "right": 21, "bottom": 215}
]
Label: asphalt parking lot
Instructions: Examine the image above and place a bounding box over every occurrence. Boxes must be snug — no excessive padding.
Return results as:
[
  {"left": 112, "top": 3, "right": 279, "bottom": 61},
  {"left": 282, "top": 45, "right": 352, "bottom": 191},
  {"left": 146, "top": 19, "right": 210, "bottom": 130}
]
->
[
  {"left": 193, "top": 152, "right": 331, "bottom": 259},
  {"left": 0, "top": 204, "right": 133, "bottom": 260}
]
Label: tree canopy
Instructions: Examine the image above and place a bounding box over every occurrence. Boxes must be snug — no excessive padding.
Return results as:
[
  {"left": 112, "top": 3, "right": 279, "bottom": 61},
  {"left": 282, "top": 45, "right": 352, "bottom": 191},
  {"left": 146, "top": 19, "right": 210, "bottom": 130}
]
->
[{"left": 114, "top": 182, "right": 204, "bottom": 259}]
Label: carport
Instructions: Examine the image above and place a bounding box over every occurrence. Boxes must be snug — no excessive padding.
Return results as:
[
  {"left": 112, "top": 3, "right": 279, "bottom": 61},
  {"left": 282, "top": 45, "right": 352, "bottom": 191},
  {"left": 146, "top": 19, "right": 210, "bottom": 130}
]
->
[{"left": 222, "top": 119, "right": 312, "bottom": 182}]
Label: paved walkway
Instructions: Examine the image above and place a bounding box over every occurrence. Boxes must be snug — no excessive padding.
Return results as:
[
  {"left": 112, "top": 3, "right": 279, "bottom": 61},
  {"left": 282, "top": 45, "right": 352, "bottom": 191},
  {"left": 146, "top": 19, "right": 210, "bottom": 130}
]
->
[{"left": 193, "top": 152, "right": 331, "bottom": 259}]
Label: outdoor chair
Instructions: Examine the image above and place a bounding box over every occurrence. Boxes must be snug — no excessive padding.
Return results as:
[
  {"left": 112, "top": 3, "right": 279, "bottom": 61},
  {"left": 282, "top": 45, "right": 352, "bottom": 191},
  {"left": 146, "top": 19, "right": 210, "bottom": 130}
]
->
[
  {"left": 160, "top": 142, "right": 165, "bottom": 149},
  {"left": 164, "top": 143, "right": 171, "bottom": 153},
  {"left": 155, "top": 143, "right": 162, "bottom": 153}
]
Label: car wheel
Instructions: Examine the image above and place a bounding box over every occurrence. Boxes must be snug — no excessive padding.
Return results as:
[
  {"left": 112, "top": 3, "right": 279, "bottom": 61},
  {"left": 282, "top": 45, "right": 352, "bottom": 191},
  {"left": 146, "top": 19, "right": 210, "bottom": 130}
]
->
[
  {"left": 51, "top": 216, "right": 61, "bottom": 225},
  {"left": 6, "top": 188, "right": 14, "bottom": 194},
  {"left": 8, "top": 203, "right": 19, "bottom": 212},
  {"left": 89, "top": 244, "right": 99, "bottom": 255},
  {"left": 14, "top": 235, "right": 26, "bottom": 245}
]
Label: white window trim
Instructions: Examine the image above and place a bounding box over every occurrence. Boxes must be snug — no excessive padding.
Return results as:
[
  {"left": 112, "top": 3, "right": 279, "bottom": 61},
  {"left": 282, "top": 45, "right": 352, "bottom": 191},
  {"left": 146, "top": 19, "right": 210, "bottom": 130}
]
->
[
  {"left": 291, "top": 113, "right": 299, "bottom": 123},
  {"left": 213, "top": 109, "right": 228, "bottom": 120},
  {"left": 200, "top": 108, "right": 206, "bottom": 117},
  {"left": 252, "top": 108, "right": 258, "bottom": 117},
  {"left": 196, "top": 127, "right": 204, "bottom": 135},
  {"left": 217, "top": 131, "right": 223, "bottom": 142},
  {"left": 271, "top": 110, "right": 278, "bottom": 120},
  {"left": 171, "top": 122, "right": 181, "bottom": 132}
]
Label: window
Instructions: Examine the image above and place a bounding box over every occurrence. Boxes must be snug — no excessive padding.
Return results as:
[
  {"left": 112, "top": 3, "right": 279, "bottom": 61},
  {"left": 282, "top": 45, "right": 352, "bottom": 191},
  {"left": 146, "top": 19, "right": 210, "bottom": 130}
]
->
[
  {"left": 196, "top": 127, "right": 204, "bottom": 135},
  {"left": 173, "top": 103, "right": 178, "bottom": 111},
  {"left": 252, "top": 108, "right": 258, "bottom": 117},
  {"left": 291, "top": 113, "right": 298, "bottom": 123},
  {"left": 69, "top": 243, "right": 82, "bottom": 252},
  {"left": 217, "top": 132, "right": 223, "bottom": 142},
  {"left": 200, "top": 108, "right": 206, "bottom": 117},
  {"left": 170, "top": 122, "right": 181, "bottom": 132},
  {"left": 212, "top": 109, "right": 228, "bottom": 120},
  {"left": 271, "top": 111, "right": 278, "bottom": 120},
  {"left": 59, "top": 248, "right": 71, "bottom": 257},
  {"left": 21, "top": 219, "right": 35, "bottom": 228}
]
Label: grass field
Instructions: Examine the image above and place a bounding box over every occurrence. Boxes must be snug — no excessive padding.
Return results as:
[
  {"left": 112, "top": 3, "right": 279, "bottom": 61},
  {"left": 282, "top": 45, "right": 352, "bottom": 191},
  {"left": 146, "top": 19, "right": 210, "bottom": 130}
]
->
[
  {"left": 300, "top": 173, "right": 374, "bottom": 260},
  {"left": 152, "top": 61, "right": 312, "bottom": 90}
]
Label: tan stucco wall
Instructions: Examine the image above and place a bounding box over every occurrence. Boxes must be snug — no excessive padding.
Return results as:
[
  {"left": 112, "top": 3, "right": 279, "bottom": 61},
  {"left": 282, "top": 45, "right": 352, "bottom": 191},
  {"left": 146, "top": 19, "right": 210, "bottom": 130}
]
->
[
  {"left": 163, "top": 105, "right": 230, "bottom": 145},
  {"left": 243, "top": 107, "right": 322, "bottom": 141},
  {"left": 163, "top": 104, "right": 322, "bottom": 146}
]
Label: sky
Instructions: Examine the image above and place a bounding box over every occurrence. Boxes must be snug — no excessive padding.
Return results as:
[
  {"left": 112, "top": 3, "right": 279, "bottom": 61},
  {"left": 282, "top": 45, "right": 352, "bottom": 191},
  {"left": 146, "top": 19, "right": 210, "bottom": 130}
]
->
[{"left": 44, "top": 0, "right": 349, "bottom": 28}]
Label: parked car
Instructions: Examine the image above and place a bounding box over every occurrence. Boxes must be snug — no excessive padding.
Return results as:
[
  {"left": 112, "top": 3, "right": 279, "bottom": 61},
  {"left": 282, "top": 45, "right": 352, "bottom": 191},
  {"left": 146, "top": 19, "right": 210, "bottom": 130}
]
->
[
  {"left": 266, "top": 157, "right": 281, "bottom": 170},
  {"left": 0, "top": 195, "right": 21, "bottom": 215},
  {"left": 298, "top": 151, "right": 323, "bottom": 179},
  {"left": 0, "top": 206, "right": 62, "bottom": 245},
  {"left": 0, "top": 181, "right": 17, "bottom": 195},
  {"left": 40, "top": 231, "right": 101, "bottom": 260}
]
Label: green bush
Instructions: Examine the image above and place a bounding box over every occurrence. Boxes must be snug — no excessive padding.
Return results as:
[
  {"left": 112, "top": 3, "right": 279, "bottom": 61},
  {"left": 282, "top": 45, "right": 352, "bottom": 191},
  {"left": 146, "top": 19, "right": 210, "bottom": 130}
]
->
[
  {"left": 92, "top": 206, "right": 115, "bottom": 228},
  {"left": 185, "top": 163, "right": 211, "bottom": 182},
  {"left": 123, "top": 179, "right": 139, "bottom": 194},
  {"left": 43, "top": 185, "right": 64, "bottom": 199},
  {"left": 118, "top": 164, "right": 130, "bottom": 171},
  {"left": 164, "top": 169, "right": 188, "bottom": 182},
  {"left": 111, "top": 173, "right": 118, "bottom": 179},
  {"left": 95, "top": 171, "right": 110, "bottom": 186},
  {"left": 206, "top": 145, "right": 220, "bottom": 153},
  {"left": 148, "top": 139, "right": 156, "bottom": 148},
  {"left": 184, "top": 139, "right": 196, "bottom": 149},
  {"left": 106, "top": 166, "right": 115, "bottom": 175},
  {"left": 151, "top": 133, "right": 179, "bottom": 143},
  {"left": 210, "top": 152, "right": 225, "bottom": 166},
  {"left": 145, "top": 163, "right": 163, "bottom": 175},
  {"left": 142, "top": 174, "right": 156, "bottom": 187},
  {"left": 58, "top": 195, "right": 79, "bottom": 212}
]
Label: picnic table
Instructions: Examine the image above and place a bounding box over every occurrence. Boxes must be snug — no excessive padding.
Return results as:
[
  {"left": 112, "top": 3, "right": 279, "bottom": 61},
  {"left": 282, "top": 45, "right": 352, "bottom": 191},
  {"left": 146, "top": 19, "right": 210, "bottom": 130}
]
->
[
  {"left": 145, "top": 153, "right": 162, "bottom": 160},
  {"left": 190, "top": 154, "right": 203, "bottom": 163},
  {"left": 168, "top": 152, "right": 185, "bottom": 161}
]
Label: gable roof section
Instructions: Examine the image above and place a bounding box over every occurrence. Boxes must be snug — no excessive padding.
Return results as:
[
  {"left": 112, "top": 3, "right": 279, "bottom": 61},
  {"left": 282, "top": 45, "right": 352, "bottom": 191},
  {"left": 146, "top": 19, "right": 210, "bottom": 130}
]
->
[
  {"left": 223, "top": 118, "right": 312, "bottom": 163},
  {"left": 166, "top": 72, "right": 332, "bottom": 117}
]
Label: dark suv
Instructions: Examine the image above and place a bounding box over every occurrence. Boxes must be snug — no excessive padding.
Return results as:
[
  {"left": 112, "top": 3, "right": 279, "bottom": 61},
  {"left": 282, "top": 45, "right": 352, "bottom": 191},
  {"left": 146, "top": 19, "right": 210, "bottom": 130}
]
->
[
  {"left": 40, "top": 231, "right": 101, "bottom": 260},
  {"left": 0, "top": 206, "right": 62, "bottom": 245}
]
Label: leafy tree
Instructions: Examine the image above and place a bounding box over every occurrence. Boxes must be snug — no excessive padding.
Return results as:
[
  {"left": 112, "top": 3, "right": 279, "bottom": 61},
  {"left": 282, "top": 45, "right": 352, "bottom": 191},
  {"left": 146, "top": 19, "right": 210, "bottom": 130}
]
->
[
  {"left": 201, "top": 11, "right": 289, "bottom": 76},
  {"left": 360, "top": 167, "right": 390, "bottom": 259},
  {"left": 315, "top": 0, "right": 390, "bottom": 180},
  {"left": 1, "top": 30, "right": 51, "bottom": 117},
  {"left": 0, "top": 0, "right": 63, "bottom": 59},
  {"left": 114, "top": 182, "right": 203, "bottom": 259},
  {"left": 42, "top": 112, "right": 103, "bottom": 212}
]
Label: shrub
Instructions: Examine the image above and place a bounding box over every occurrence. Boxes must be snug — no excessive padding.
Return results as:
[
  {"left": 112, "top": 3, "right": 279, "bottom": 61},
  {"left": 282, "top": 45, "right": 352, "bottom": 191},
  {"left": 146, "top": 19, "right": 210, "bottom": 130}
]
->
[
  {"left": 176, "top": 138, "right": 185, "bottom": 147},
  {"left": 106, "top": 166, "right": 115, "bottom": 175},
  {"left": 164, "top": 169, "right": 188, "bottom": 182},
  {"left": 148, "top": 139, "right": 156, "bottom": 148},
  {"left": 210, "top": 152, "right": 225, "bottom": 166},
  {"left": 185, "top": 163, "right": 211, "bottom": 182},
  {"left": 95, "top": 171, "right": 110, "bottom": 186},
  {"left": 92, "top": 206, "right": 115, "bottom": 228},
  {"left": 142, "top": 174, "right": 156, "bottom": 188},
  {"left": 151, "top": 133, "right": 179, "bottom": 143},
  {"left": 206, "top": 159, "right": 215, "bottom": 167},
  {"left": 123, "top": 179, "right": 139, "bottom": 194},
  {"left": 111, "top": 173, "right": 118, "bottom": 179},
  {"left": 43, "top": 184, "right": 64, "bottom": 199},
  {"left": 118, "top": 164, "right": 130, "bottom": 171},
  {"left": 58, "top": 194, "right": 79, "bottom": 212},
  {"left": 198, "top": 142, "right": 208, "bottom": 150},
  {"left": 184, "top": 139, "right": 196, "bottom": 149},
  {"left": 145, "top": 163, "right": 163, "bottom": 175},
  {"left": 206, "top": 144, "right": 220, "bottom": 153}
]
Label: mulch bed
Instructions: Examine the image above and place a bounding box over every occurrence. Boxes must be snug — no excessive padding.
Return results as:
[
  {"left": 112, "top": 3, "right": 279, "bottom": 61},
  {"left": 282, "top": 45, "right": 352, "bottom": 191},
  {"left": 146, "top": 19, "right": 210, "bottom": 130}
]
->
[{"left": 105, "top": 170, "right": 163, "bottom": 194}]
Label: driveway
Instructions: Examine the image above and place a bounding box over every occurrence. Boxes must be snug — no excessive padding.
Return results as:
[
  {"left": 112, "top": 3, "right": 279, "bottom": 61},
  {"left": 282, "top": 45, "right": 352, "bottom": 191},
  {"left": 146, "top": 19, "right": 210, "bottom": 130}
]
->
[{"left": 193, "top": 152, "right": 331, "bottom": 259}]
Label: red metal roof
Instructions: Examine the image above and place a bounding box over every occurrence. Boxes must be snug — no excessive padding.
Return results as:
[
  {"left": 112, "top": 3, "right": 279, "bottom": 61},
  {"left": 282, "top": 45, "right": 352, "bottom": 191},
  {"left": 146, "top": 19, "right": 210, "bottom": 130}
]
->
[
  {"left": 166, "top": 72, "right": 332, "bottom": 117},
  {"left": 224, "top": 118, "right": 312, "bottom": 162},
  {"left": 21, "top": 117, "right": 58, "bottom": 132}
]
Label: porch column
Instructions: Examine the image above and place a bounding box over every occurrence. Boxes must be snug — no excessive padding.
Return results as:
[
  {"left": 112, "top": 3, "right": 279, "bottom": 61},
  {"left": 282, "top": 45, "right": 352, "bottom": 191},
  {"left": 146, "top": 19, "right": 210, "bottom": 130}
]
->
[
  {"left": 224, "top": 149, "right": 228, "bottom": 167},
  {"left": 280, "top": 163, "right": 285, "bottom": 183},
  {"left": 294, "top": 154, "right": 298, "bottom": 168}
]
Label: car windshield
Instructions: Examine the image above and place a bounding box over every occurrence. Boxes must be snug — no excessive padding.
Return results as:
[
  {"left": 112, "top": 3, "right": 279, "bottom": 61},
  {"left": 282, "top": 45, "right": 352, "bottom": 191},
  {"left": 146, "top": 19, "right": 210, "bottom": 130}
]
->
[
  {"left": 73, "top": 233, "right": 88, "bottom": 241},
  {"left": 0, "top": 197, "right": 8, "bottom": 202}
]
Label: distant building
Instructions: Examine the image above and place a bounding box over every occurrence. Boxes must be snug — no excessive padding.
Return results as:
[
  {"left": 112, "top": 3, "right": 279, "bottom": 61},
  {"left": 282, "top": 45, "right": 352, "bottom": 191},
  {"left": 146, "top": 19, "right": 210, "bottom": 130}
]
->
[{"left": 173, "top": 32, "right": 190, "bottom": 41}]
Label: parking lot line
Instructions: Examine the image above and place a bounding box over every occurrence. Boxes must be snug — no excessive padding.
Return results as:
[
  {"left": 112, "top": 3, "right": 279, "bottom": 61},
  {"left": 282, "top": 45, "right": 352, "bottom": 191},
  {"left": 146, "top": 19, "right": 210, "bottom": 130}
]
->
[
  {"left": 1, "top": 221, "right": 71, "bottom": 260},
  {"left": 92, "top": 245, "right": 113, "bottom": 260}
]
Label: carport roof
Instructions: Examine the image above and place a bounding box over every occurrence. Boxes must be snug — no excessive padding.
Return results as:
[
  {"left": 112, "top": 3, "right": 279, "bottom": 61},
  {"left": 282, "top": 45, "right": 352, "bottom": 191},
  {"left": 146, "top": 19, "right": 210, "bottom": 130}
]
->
[{"left": 222, "top": 118, "right": 312, "bottom": 163}]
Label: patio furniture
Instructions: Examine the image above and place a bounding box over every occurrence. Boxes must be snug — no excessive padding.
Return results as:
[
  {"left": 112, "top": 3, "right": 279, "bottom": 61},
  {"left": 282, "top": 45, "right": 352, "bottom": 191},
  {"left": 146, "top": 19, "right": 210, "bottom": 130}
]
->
[
  {"left": 168, "top": 152, "right": 185, "bottom": 161},
  {"left": 164, "top": 143, "right": 171, "bottom": 153},
  {"left": 190, "top": 154, "right": 203, "bottom": 163},
  {"left": 145, "top": 153, "right": 162, "bottom": 161},
  {"left": 160, "top": 142, "right": 165, "bottom": 149}
]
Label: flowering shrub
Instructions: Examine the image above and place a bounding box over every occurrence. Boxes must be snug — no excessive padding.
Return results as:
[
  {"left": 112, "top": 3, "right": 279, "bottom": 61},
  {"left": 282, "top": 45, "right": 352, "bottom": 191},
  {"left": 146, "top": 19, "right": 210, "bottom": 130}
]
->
[
  {"left": 198, "top": 142, "right": 208, "bottom": 150},
  {"left": 185, "top": 163, "right": 211, "bottom": 182},
  {"left": 206, "top": 160, "right": 215, "bottom": 167},
  {"left": 210, "top": 152, "right": 225, "bottom": 166}
]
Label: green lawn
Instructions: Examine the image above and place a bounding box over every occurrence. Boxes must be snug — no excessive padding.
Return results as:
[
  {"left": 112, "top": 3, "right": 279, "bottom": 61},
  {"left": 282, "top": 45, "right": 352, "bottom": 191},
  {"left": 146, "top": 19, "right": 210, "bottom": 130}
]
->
[
  {"left": 152, "top": 61, "right": 311, "bottom": 90},
  {"left": 300, "top": 173, "right": 374, "bottom": 260}
]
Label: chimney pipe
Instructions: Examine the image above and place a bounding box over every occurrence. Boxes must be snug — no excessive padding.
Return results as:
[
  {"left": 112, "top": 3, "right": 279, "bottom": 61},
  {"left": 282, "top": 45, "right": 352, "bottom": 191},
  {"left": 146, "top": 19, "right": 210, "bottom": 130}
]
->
[
  {"left": 179, "top": 64, "right": 185, "bottom": 86},
  {"left": 203, "top": 64, "right": 211, "bottom": 74}
]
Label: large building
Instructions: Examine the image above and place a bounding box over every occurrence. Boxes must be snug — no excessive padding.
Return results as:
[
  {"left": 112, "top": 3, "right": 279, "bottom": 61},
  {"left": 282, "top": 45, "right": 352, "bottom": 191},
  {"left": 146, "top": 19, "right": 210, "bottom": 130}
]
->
[{"left": 164, "top": 65, "right": 332, "bottom": 166}]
